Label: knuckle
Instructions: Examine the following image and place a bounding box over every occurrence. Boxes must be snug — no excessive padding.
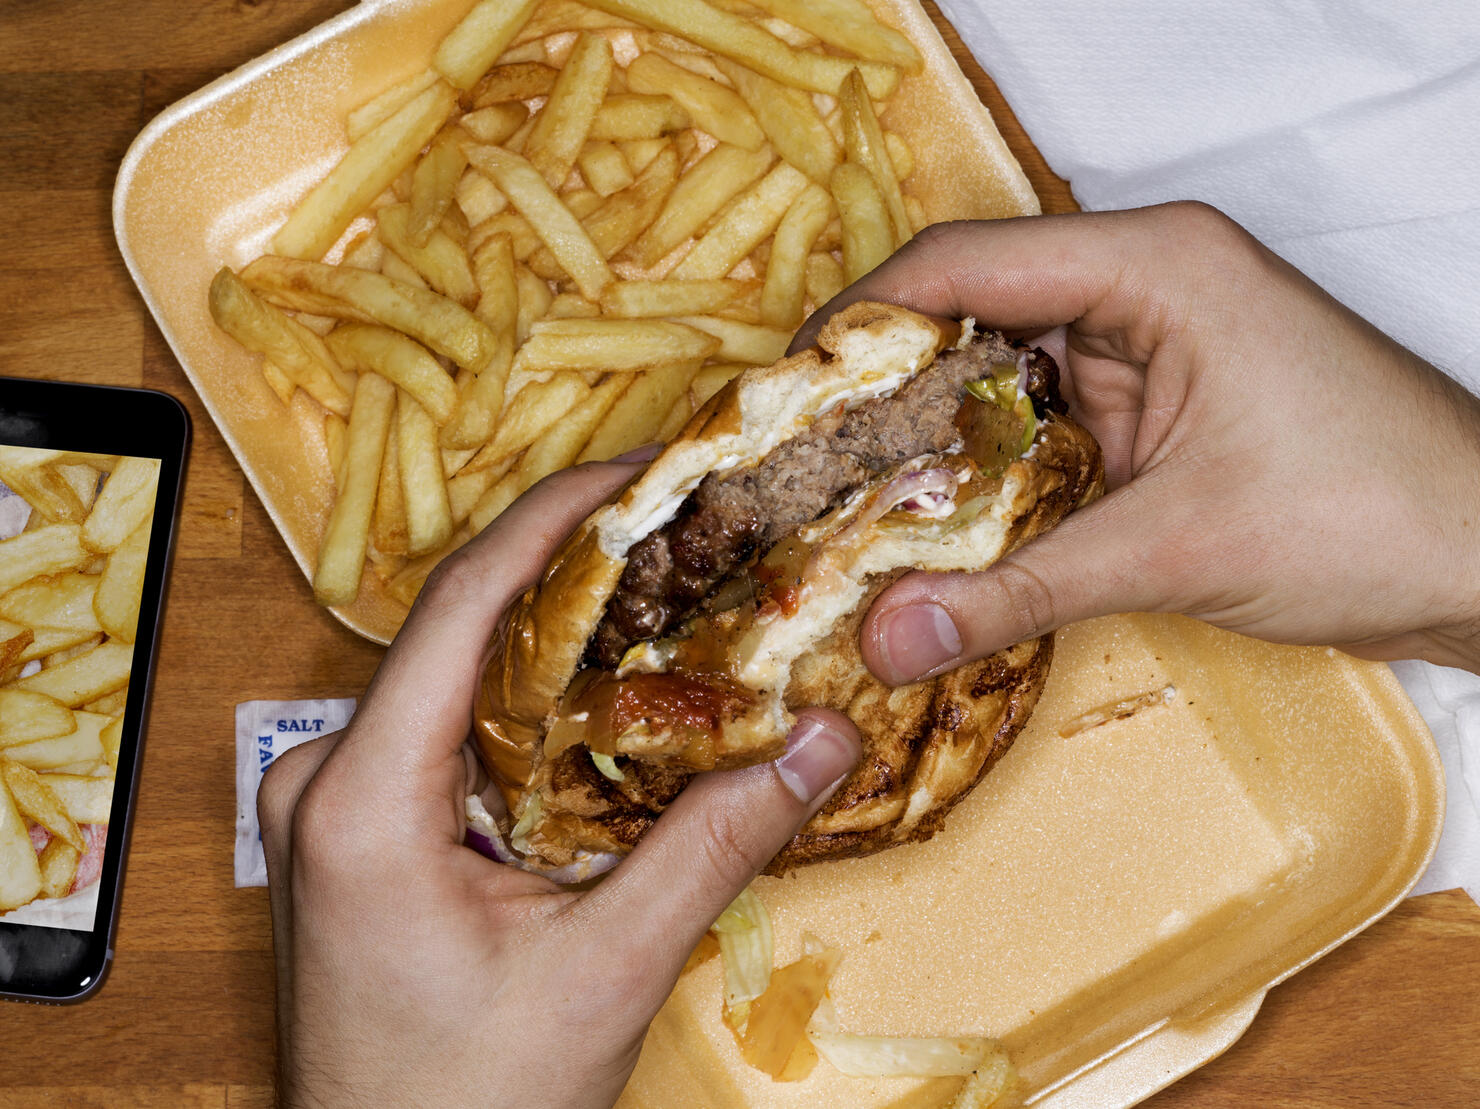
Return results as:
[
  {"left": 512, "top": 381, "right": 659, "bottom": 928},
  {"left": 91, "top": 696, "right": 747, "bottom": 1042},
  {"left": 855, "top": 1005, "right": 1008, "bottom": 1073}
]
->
[
  {"left": 987, "top": 559, "right": 1060, "bottom": 642},
  {"left": 286, "top": 776, "right": 355, "bottom": 873},
  {"left": 413, "top": 544, "right": 485, "bottom": 616},
  {"left": 694, "top": 806, "right": 758, "bottom": 890}
]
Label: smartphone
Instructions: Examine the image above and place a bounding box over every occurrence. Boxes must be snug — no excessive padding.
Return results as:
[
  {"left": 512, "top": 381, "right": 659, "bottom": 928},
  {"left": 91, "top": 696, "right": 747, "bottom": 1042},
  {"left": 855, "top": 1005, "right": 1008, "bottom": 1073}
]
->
[{"left": 0, "top": 377, "right": 188, "bottom": 1003}]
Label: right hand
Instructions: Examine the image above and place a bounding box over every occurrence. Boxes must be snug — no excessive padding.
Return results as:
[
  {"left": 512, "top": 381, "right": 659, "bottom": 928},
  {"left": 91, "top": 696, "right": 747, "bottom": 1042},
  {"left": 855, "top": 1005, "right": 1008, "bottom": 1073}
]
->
[{"left": 795, "top": 203, "right": 1480, "bottom": 680}]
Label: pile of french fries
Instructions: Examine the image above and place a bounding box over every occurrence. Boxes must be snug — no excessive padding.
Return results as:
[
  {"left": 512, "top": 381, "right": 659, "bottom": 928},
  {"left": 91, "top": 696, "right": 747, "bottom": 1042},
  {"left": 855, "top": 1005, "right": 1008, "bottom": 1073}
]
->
[
  {"left": 0, "top": 448, "right": 157, "bottom": 916},
  {"left": 209, "top": 0, "right": 927, "bottom": 616}
]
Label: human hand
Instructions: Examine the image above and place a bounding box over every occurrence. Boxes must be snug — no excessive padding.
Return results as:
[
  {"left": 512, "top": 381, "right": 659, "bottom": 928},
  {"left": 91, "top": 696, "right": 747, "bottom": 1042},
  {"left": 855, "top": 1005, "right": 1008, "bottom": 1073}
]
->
[
  {"left": 796, "top": 203, "right": 1480, "bottom": 679},
  {"left": 256, "top": 458, "right": 860, "bottom": 1108}
]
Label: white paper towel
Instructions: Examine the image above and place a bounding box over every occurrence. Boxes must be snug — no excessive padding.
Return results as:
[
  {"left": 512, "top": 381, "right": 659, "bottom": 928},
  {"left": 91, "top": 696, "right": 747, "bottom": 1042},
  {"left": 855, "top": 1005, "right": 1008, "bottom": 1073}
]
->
[{"left": 937, "top": 0, "right": 1480, "bottom": 902}]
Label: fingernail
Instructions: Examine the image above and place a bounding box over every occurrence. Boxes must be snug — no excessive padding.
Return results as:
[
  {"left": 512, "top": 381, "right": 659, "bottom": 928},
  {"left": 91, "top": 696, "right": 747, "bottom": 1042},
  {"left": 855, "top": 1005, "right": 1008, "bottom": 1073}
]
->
[
  {"left": 612, "top": 442, "right": 663, "bottom": 463},
  {"left": 774, "top": 718, "right": 857, "bottom": 803},
  {"left": 875, "top": 603, "right": 963, "bottom": 684}
]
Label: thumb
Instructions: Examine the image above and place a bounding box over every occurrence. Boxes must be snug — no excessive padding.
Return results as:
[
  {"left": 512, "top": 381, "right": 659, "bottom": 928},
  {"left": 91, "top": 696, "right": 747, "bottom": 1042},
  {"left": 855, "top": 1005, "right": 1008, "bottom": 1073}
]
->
[
  {"left": 863, "top": 485, "right": 1174, "bottom": 684},
  {"left": 579, "top": 710, "right": 860, "bottom": 991}
]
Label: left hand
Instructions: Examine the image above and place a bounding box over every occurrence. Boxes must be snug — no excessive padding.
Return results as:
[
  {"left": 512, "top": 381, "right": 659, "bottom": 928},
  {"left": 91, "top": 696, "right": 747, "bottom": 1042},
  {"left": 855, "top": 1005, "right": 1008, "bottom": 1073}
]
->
[{"left": 257, "top": 458, "right": 860, "bottom": 1108}]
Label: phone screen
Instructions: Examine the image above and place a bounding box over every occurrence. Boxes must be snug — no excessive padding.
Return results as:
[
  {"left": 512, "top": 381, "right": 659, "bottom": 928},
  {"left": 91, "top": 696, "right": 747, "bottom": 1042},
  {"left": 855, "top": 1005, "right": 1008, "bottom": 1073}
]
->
[{"left": 0, "top": 379, "right": 188, "bottom": 1001}]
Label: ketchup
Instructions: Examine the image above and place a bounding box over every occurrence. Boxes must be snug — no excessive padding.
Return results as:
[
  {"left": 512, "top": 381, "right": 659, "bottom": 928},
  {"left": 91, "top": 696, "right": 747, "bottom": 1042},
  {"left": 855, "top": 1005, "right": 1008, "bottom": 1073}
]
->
[{"left": 570, "top": 670, "right": 756, "bottom": 767}]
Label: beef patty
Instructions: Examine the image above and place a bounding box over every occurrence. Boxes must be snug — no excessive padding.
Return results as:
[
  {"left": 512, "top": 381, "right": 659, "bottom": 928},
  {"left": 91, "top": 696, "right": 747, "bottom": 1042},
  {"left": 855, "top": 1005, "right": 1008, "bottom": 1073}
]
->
[{"left": 585, "top": 330, "right": 1060, "bottom": 668}]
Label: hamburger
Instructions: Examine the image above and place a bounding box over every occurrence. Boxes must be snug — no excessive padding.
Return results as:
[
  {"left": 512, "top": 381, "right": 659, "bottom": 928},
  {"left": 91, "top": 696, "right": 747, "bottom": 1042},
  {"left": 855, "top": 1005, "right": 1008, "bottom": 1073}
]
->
[{"left": 472, "top": 302, "right": 1102, "bottom": 880}]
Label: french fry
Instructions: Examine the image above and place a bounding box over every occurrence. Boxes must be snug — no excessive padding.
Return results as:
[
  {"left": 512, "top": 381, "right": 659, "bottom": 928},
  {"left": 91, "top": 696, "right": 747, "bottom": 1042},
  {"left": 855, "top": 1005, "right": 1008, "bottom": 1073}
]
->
[
  {"left": 577, "top": 361, "right": 700, "bottom": 462},
  {"left": 55, "top": 464, "right": 101, "bottom": 516},
  {"left": 577, "top": 141, "right": 636, "bottom": 197},
  {"left": 544, "top": 293, "right": 601, "bottom": 319},
  {"left": 397, "top": 394, "right": 454, "bottom": 557},
  {"left": 517, "top": 318, "right": 720, "bottom": 373},
  {"left": 486, "top": 372, "right": 591, "bottom": 460},
  {"left": 346, "top": 68, "right": 441, "bottom": 141},
  {"left": 93, "top": 516, "right": 151, "bottom": 643},
  {"left": 513, "top": 263, "right": 553, "bottom": 344},
  {"left": 0, "top": 572, "right": 100, "bottom": 633},
  {"left": 0, "top": 690, "right": 76, "bottom": 746},
  {"left": 43, "top": 634, "right": 103, "bottom": 670},
  {"left": 628, "top": 143, "right": 773, "bottom": 268},
  {"left": 691, "top": 362, "right": 749, "bottom": 407},
  {"left": 13, "top": 640, "right": 133, "bottom": 708},
  {"left": 100, "top": 713, "right": 122, "bottom": 770},
  {"left": 588, "top": 94, "right": 690, "bottom": 142},
  {"left": 325, "top": 323, "right": 459, "bottom": 426},
  {"left": 673, "top": 316, "right": 791, "bottom": 365},
  {"left": 745, "top": 0, "right": 922, "bottom": 71},
  {"left": 2, "top": 709, "right": 106, "bottom": 771},
  {"left": 375, "top": 203, "right": 479, "bottom": 308},
  {"left": 273, "top": 80, "right": 458, "bottom": 260},
  {"left": 241, "top": 256, "right": 500, "bottom": 374},
  {"left": 463, "top": 144, "right": 614, "bottom": 299},
  {"left": 0, "top": 618, "right": 32, "bottom": 673},
  {"left": 261, "top": 360, "right": 298, "bottom": 406},
  {"left": 1, "top": 761, "right": 82, "bottom": 852},
  {"left": 760, "top": 183, "right": 832, "bottom": 328},
  {"left": 81, "top": 688, "right": 127, "bottom": 717},
  {"left": 313, "top": 371, "right": 397, "bottom": 606},
  {"left": 805, "top": 249, "right": 845, "bottom": 306},
  {"left": 14, "top": 625, "right": 101, "bottom": 667},
  {"left": 672, "top": 162, "right": 809, "bottom": 279},
  {"left": 471, "top": 61, "right": 560, "bottom": 104},
  {"left": 524, "top": 31, "right": 613, "bottom": 188},
  {"left": 656, "top": 393, "right": 694, "bottom": 441},
  {"left": 447, "top": 455, "right": 516, "bottom": 525},
  {"left": 407, "top": 127, "right": 469, "bottom": 247},
  {"left": 371, "top": 419, "right": 409, "bottom": 557},
  {"left": 0, "top": 524, "right": 88, "bottom": 595},
  {"left": 459, "top": 102, "right": 530, "bottom": 145},
  {"left": 713, "top": 58, "right": 839, "bottom": 185},
  {"left": 433, "top": 0, "right": 542, "bottom": 91},
  {"left": 0, "top": 774, "right": 42, "bottom": 912},
  {"left": 37, "top": 838, "right": 80, "bottom": 901},
  {"left": 455, "top": 167, "right": 509, "bottom": 228},
  {"left": 442, "top": 250, "right": 518, "bottom": 450},
  {"left": 208, "top": 268, "right": 355, "bottom": 417},
  {"left": 0, "top": 450, "right": 86, "bottom": 524},
  {"left": 578, "top": 0, "right": 900, "bottom": 98},
  {"left": 385, "top": 526, "right": 472, "bottom": 607},
  {"left": 469, "top": 373, "right": 632, "bottom": 532},
  {"left": 626, "top": 52, "right": 765, "bottom": 151},
  {"left": 831, "top": 161, "right": 893, "bottom": 283},
  {"left": 531, "top": 146, "right": 679, "bottom": 275},
  {"left": 839, "top": 69, "right": 910, "bottom": 246},
  {"left": 36, "top": 774, "right": 112, "bottom": 826},
  {"left": 81, "top": 457, "right": 159, "bottom": 555},
  {"left": 599, "top": 279, "right": 742, "bottom": 317}
]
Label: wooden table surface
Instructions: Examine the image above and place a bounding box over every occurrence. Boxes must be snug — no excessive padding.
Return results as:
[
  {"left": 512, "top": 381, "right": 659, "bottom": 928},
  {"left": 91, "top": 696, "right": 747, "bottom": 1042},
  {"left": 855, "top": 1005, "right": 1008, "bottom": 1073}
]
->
[{"left": 2, "top": 1, "right": 1477, "bottom": 1105}]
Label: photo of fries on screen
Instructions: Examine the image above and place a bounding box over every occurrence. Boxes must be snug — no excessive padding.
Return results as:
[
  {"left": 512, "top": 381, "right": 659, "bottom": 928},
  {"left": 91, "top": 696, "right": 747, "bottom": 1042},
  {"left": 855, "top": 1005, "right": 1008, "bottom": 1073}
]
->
[
  {"left": 209, "top": 0, "right": 928, "bottom": 625},
  {"left": 0, "top": 446, "right": 159, "bottom": 928}
]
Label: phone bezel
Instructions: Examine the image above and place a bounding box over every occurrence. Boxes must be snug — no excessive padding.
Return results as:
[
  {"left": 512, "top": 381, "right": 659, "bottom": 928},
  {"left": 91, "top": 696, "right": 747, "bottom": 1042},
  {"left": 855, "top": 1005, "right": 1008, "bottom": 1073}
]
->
[{"left": 0, "top": 377, "right": 190, "bottom": 1003}]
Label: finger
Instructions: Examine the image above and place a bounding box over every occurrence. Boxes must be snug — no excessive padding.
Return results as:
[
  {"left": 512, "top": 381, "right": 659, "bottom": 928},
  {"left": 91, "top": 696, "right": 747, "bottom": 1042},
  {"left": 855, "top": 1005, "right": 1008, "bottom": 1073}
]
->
[
  {"left": 574, "top": 709, "right": 861, "bottom": 1010},
  {"left": 343, "top": 457, "right": 651, "bottom": 781},
  {"left": 255, "top": 731, "right": 341, "bottom": 1071},
  {"left": 789, "top": 204, "right": 1241, "bottom": 362},
  {"left": 861, "top": 481, "right": 1189, "bottom": 684}
]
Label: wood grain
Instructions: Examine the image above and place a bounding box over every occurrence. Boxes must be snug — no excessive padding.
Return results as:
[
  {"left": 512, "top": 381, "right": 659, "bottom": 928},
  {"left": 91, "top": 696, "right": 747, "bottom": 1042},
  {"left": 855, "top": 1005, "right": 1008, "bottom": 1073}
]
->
[{"left": 1, "top": 2, "right": 1476, "bottom": 1106}]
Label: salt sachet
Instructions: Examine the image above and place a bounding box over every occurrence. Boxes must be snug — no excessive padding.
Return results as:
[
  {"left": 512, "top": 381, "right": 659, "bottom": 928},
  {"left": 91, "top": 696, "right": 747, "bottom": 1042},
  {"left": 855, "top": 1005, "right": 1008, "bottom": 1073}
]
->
[{"left": 234, "top": 699, "right": 357, "bottom": 887}]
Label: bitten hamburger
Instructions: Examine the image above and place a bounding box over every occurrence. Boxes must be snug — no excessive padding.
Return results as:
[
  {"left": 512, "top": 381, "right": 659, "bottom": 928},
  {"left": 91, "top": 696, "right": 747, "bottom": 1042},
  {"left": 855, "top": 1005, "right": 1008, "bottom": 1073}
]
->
[{"left": 472, "top": 302, "right": 1102, "bottom": 880}]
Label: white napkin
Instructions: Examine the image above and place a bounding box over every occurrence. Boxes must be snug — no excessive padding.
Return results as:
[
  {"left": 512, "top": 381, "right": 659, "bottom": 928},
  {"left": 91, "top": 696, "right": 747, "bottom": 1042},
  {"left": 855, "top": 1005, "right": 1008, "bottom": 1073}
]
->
[{"left": 938, "top": 0, "right": 1480, "bottom": 903}]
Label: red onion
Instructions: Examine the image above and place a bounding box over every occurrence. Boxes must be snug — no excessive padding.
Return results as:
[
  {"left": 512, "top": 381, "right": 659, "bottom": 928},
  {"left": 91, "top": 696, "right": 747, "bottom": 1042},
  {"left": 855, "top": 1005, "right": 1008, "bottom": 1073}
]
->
[{"left": 803, "top": 467, "right": 958, "bottom": 582}]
